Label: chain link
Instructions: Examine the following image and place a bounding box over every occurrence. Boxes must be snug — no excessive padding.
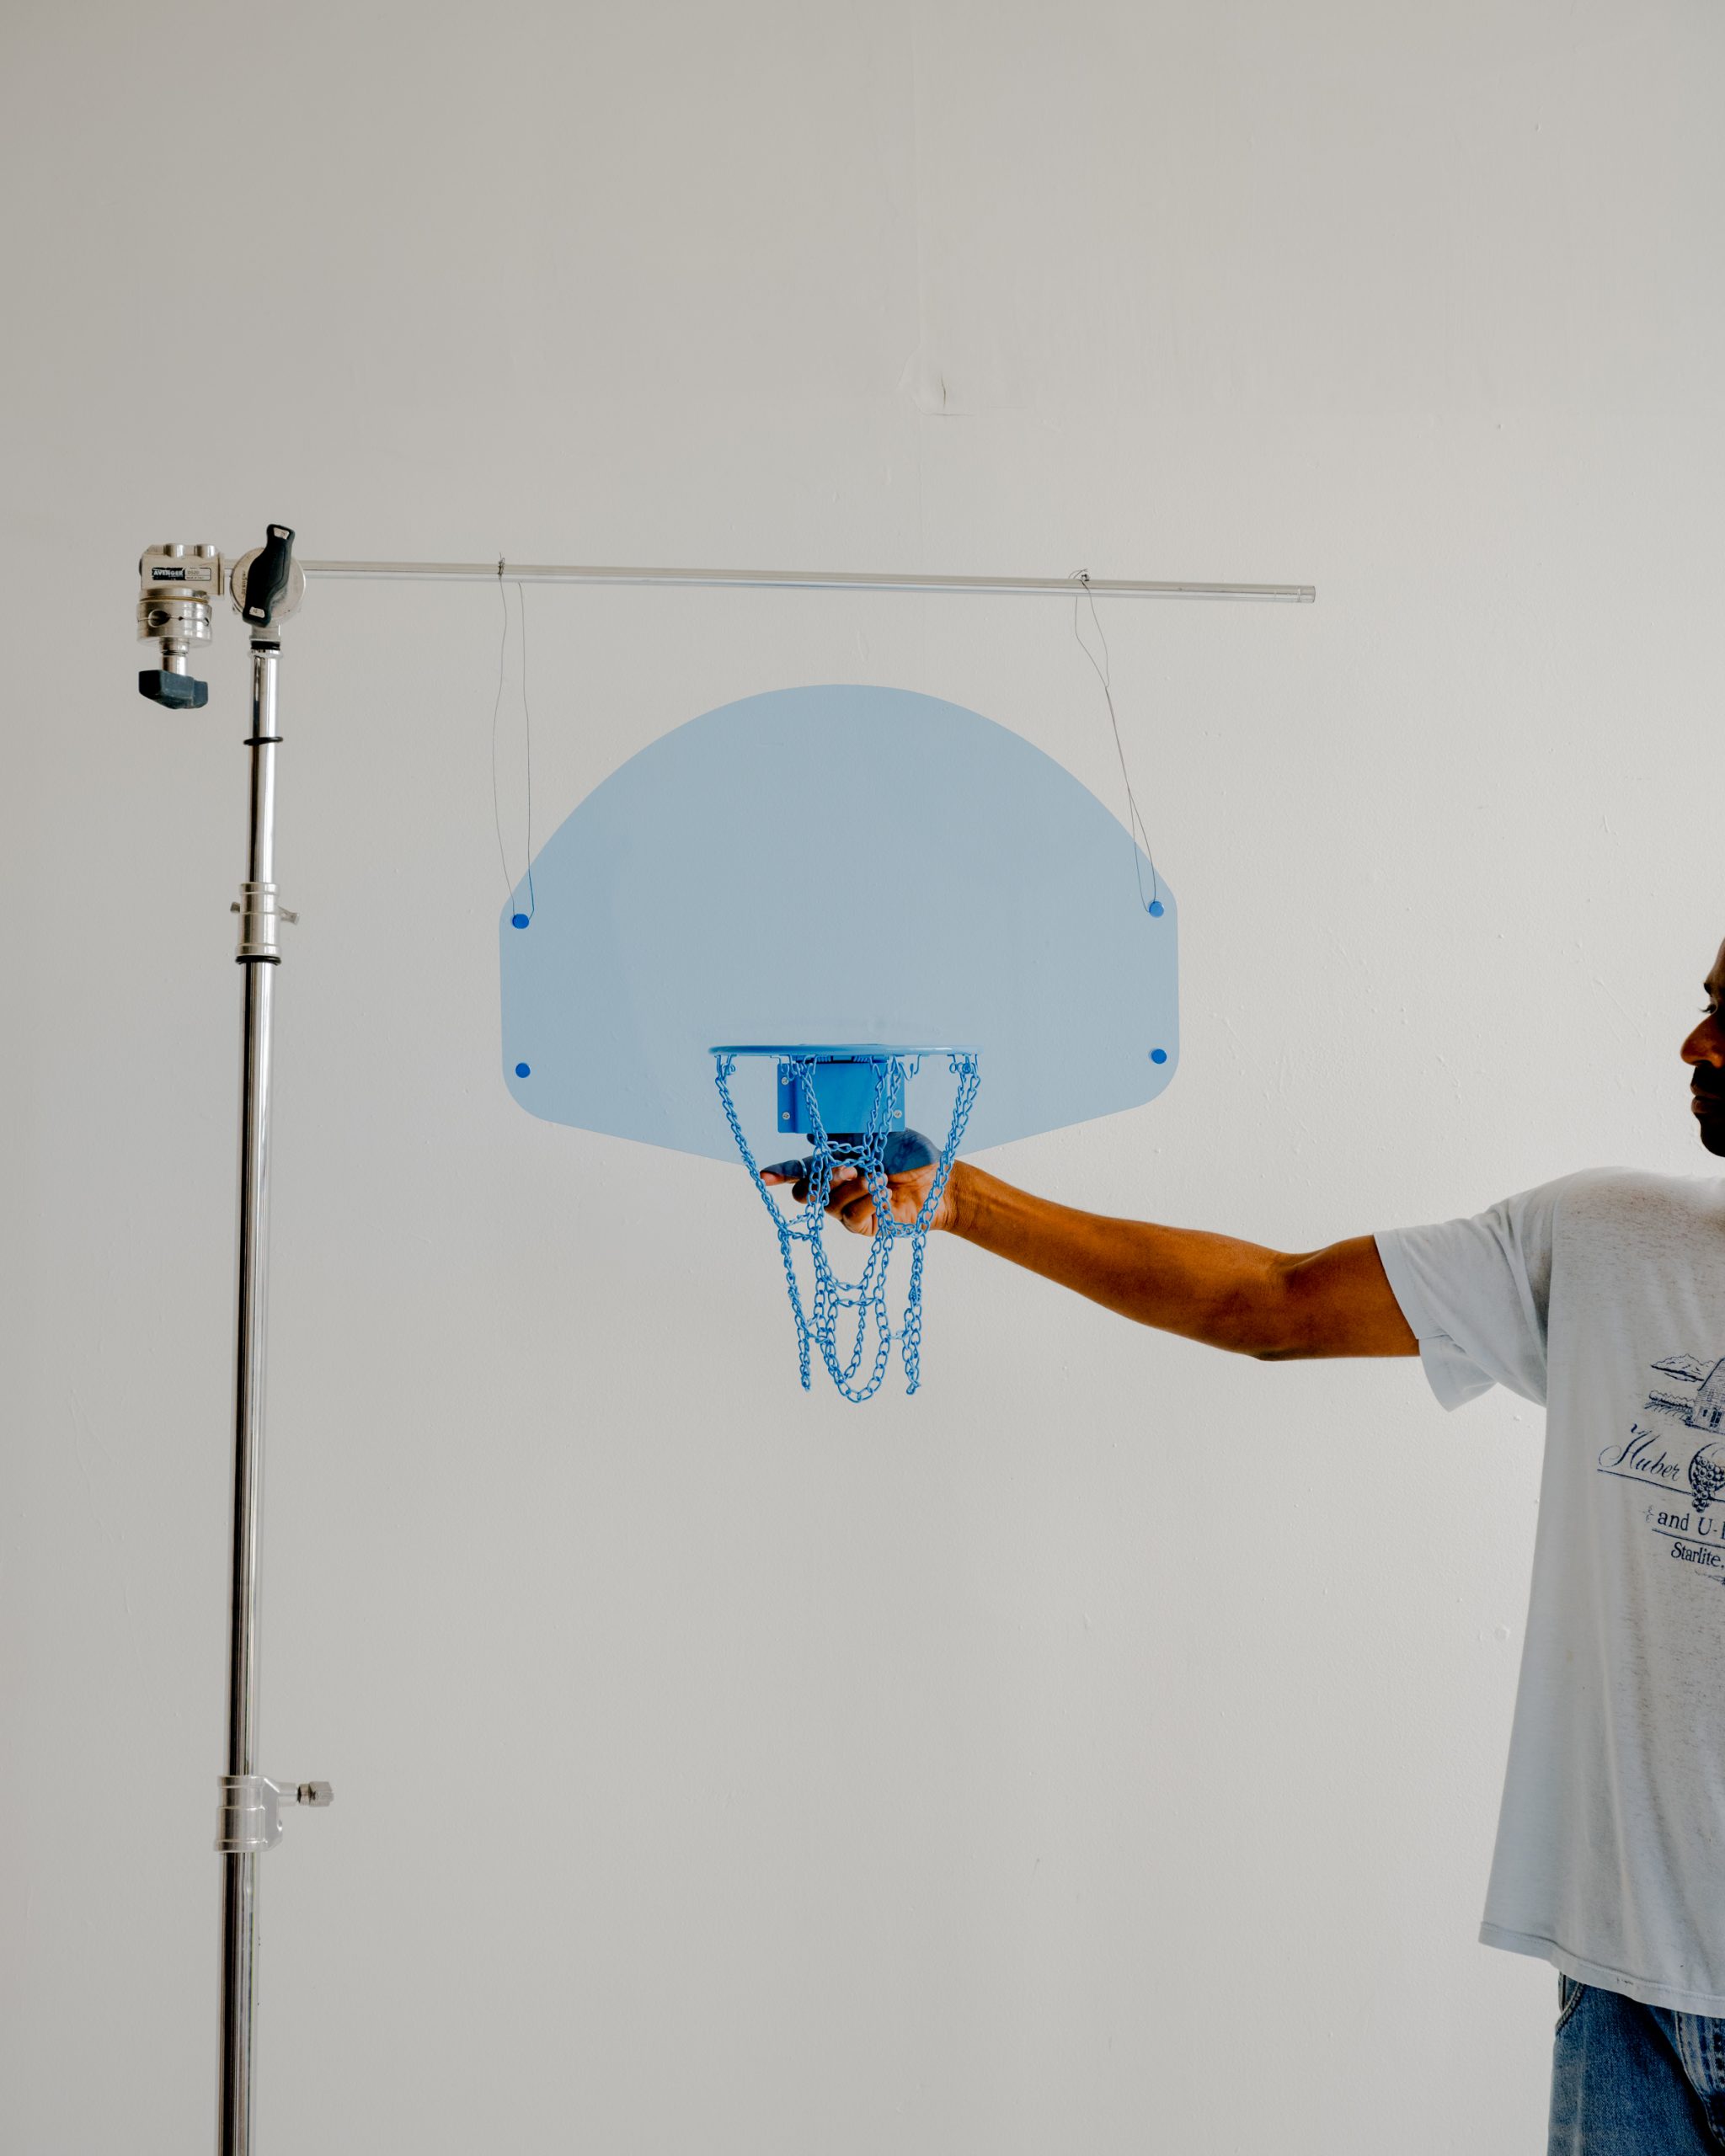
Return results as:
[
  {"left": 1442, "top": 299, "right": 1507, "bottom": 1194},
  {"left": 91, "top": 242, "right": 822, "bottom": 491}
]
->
[{"left": 714, "top": 1051, "right": 980, "bottom": 1401}]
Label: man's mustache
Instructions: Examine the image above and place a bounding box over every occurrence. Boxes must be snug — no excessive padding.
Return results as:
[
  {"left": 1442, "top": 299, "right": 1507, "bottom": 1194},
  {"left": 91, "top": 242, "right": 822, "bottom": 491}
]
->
[{"left": 1694, "top": 1074, "right": 1725, "bottom": 1102}]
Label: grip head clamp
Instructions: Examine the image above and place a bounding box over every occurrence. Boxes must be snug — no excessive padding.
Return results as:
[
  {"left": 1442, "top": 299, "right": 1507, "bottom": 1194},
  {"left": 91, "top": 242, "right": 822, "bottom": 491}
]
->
[{"left": 136, "top": 542, "right": 222, "bottom": 707}]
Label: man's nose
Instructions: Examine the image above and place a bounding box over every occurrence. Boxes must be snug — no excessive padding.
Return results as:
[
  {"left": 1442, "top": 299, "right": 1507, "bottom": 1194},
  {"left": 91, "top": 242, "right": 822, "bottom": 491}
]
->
[{"left": 1684, "top": 1025, "right": 1725, "bottom": 1067}]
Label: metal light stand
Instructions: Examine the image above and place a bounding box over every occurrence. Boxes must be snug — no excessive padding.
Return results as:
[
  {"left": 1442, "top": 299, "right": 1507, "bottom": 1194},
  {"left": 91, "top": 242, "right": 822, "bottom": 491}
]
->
[
  {"left": 133, "top": 529, "right": 1311, "bottom": 2153},
  {"left": 138, "top": 528, "right": 330, "bottom": 2156}
]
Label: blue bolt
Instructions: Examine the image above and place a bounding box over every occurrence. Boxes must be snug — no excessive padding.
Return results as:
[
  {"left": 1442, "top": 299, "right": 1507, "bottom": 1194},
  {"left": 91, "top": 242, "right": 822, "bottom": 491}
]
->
[
  {"left": 511, "top": 912, "right": 530, "bottom": 929},
  {"left": 515, "top": 1062, "right": 531, "bottom": 1078},
  {"left": 1150, "top": 1049, "right": 1167, "bottom": 1065},
  {"left": 1148, "top": 899, "right": 1165, "bottom": 917}
]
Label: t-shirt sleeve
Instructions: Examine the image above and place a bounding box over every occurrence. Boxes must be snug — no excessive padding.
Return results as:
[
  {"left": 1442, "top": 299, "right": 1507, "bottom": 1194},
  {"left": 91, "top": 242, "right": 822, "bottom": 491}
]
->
[{"left": 1374, "top": 1179, "right": 1573, "bottom": 1412}]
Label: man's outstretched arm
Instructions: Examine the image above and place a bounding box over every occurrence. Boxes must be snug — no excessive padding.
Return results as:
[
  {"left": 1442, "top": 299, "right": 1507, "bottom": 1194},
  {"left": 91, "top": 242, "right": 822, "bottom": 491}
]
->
[
  {"left": 942, "top": 1163, "right": 1417, "bottom": 1361},
  {"left": 766, "top": 1155, "right": 1419, "bottom": 1363}
]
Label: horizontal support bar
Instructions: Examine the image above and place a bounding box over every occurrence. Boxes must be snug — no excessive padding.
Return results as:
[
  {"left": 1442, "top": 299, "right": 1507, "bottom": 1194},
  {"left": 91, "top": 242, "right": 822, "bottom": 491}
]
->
[{"left": 299, "top": 559, "right": 1315, "bottom": 603}]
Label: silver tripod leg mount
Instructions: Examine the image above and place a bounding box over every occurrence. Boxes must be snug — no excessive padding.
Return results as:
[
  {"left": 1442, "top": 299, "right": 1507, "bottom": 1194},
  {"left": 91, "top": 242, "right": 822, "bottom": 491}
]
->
[{"left": 138, "top": 524, "right": 327, "bottom": 2156}]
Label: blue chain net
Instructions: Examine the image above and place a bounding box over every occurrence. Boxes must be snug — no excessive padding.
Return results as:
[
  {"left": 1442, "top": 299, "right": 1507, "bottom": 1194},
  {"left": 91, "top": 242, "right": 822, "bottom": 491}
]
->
[{"left": 714, "top": 1051, "right": 981, "bottom": 1401}]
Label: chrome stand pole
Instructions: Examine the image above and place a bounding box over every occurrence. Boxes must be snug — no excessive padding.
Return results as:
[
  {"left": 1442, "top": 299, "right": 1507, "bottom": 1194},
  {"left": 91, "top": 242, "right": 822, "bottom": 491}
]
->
[
  {"left": 136, "top": 526, "right": 328, "bottom": 2156},
  {"left": 217, "top": 634, "right": 280, "bottom": 2156}
]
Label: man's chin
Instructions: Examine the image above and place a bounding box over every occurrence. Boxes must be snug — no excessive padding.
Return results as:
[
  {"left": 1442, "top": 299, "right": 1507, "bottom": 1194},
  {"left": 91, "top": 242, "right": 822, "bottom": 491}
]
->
[{"left": 1697, "top": 1111, "right": 1725, "bottom": 1158}]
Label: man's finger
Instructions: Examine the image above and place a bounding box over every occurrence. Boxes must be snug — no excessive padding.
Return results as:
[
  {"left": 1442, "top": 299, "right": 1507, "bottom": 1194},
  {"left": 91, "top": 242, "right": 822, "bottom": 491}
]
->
[
  {"left": 758, "top": 1159, "right": 862, "bottom": 1209},
  {"left": 828, "top": 1168, "right": 883, "bottom": 1228}
]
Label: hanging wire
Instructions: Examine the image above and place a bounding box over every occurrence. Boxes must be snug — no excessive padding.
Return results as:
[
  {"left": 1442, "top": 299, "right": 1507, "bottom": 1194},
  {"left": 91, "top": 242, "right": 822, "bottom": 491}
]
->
[
  {"left": 1071, "top": 569, "right": 1162, "bottom": 915},
  {"left": 490, "top": 568, "right": 511, "bottom": 901},
  {"left": 490, "top": 561, "right": 537, "bottom": 923},
  {"left": 515, "top": 579, "right": 537, "bottom": 919}
]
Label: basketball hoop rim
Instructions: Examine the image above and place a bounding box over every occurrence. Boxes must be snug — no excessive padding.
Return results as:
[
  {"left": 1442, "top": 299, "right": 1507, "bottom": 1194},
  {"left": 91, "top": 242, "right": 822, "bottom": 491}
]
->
[{"left": 709, "top": 1043, "right": 977, "bottom": 1061}]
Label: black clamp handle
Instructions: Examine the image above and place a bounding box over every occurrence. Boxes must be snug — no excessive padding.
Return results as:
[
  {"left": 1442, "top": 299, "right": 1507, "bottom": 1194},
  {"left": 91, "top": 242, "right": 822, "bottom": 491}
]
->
[
  {"left": 138, "top": 669, "right": 209, "bottom": 709},
  {"left": 241, "top": 524, "right": 296, "bottom": 629}
]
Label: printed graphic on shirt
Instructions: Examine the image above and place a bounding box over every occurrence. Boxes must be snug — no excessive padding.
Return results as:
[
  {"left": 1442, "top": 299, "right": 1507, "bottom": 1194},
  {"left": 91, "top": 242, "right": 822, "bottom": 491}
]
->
[{"left": 1596, "top": 1356, "right": 1725, "bottom": 1581}]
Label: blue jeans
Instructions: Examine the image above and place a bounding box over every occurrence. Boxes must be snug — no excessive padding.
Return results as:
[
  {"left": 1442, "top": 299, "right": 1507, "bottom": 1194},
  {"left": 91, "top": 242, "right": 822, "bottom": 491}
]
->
[{"left": 1551, "top": 1975, "right": 1725, "bottom": 2152}]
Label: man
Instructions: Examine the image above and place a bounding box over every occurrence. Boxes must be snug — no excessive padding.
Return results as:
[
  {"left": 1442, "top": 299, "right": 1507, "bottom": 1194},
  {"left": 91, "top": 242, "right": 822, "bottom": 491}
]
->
[{"left": 765, "top": 943, "right": 1725, "bottom": 2154}]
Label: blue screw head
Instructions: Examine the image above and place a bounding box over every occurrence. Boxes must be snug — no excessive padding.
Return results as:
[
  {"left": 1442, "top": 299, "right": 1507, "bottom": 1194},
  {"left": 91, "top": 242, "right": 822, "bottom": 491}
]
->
[
  {"left": 511, "top": 912, "right": 530, "bottom": 929},
  {"left": 515, "top": 1062, "right": 531, "bottom": 1078},
  {"left": 1150, "top": 1049, "right": 1167, "bottom": 1065},
  {"left": 1148, "top": 899, "right": 1165, "bottom": 918}
]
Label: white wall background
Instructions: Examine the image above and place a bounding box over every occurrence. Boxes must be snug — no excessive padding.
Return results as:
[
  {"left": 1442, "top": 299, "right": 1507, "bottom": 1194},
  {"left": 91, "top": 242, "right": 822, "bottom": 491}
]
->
[{"left": 6, "top": 3, "right": 1724, "bottom": 2149}]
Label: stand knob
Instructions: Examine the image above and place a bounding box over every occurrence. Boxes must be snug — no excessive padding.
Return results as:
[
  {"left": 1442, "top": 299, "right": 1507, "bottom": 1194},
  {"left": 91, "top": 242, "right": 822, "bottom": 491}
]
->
[
  {"left": 138, "top": 668, "right": 209, "bottom": 709},
  {"left": 238, "top": 525, "right": 296, "bottom": 629}
]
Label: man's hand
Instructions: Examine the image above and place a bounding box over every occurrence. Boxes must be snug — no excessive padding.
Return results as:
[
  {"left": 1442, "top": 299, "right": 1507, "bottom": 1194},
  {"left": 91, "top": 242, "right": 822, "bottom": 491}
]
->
[{"left": 760, "top": 1157, "right": 953, "bottom": 1235}]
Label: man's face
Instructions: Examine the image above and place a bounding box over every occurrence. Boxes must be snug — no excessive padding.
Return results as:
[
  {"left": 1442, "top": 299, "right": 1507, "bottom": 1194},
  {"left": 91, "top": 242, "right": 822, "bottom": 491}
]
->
[{"left": 1680, "top": 940, "right": 1725, "bottom": 1157}]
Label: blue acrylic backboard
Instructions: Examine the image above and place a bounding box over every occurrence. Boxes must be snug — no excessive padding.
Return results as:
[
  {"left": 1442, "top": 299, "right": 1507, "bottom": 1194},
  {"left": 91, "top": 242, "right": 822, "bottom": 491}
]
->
[{"left": 499, "top": 684, "right": 1177, "bottom": 1163}]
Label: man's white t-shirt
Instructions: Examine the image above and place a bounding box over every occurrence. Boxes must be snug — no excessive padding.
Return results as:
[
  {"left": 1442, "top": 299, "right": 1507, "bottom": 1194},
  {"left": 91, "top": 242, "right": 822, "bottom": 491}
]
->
[{"left": 1377, "top": 1170, "right": 1725, "bottom": 2015}]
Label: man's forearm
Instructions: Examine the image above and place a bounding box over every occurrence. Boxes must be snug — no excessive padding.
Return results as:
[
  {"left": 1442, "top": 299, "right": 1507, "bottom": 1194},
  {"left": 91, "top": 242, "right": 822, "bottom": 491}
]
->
[{"left": 941, "top": 1162, "right": 1416, "bottom": 1361}]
